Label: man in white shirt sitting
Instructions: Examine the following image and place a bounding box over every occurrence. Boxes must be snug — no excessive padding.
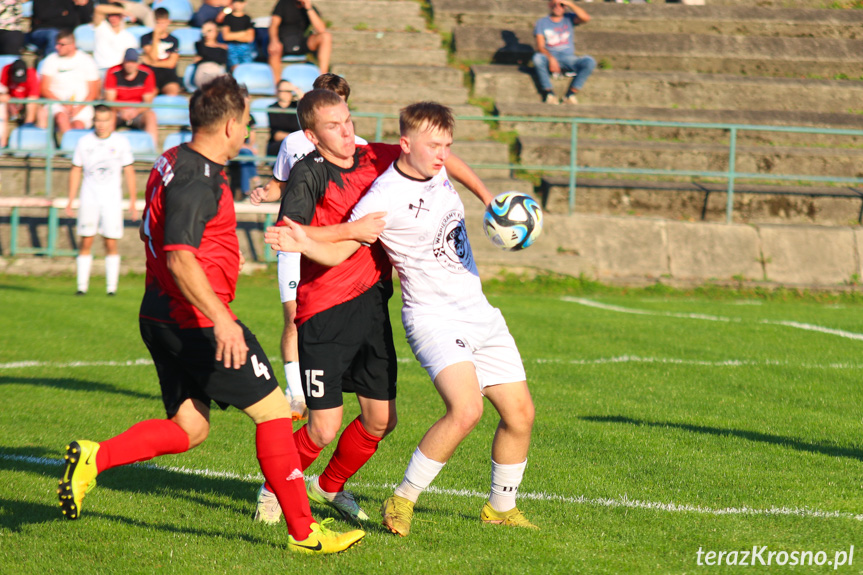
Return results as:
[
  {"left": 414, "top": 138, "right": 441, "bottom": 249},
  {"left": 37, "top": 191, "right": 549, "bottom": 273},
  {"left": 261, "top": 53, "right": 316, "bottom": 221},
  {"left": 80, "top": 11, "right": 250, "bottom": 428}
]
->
[{"left": 92, "top": 2, "right": 139, "bottom": 72}]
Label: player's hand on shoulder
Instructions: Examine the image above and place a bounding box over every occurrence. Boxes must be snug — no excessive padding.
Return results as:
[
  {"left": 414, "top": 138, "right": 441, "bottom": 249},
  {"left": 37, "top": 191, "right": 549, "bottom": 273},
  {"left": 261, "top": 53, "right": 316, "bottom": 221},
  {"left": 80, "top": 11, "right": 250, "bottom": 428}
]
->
[
  {"left": 351, "top": 211, "right": 387, "bottom": 244},
  {"left": 214, "top": 318, "right": 248, "bottom": 369},
  {"left": 264, "top": 217, "right": 307, "bottom": 253}
]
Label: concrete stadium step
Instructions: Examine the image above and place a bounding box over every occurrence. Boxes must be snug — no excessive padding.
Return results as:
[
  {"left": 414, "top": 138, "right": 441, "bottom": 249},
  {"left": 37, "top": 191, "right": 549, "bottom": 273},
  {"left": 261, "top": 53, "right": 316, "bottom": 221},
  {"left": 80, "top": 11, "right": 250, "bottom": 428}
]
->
[
  {"left": 431, "top": 0, "right": 863, "bottom": 38},
  {"left": 451, "top": 140, "right": 512, "bottom": 179},
  {"left": 495, "top": 104, "right": 863, "bottom": 149},
  {"left": 707, "top": 0, "right": 844, "bottom": 7},
  {"left": 352, "top": 103, "right": 490, "bottom": 140},
  {"left": 348, "top": 81, "right": 469, "bottom": 105},
  {"left": 332, "top": 30, "right": 442, "bottom": 51},
  {"left": 472, "top": 66, "right": 863, "bottom": 115},
  {"left": 333, "top": 63, "right": 464, "bottom": 86},
  {"left": 316, "top": 0, "right": 427, "bottom": 31},
  {"left": 455, "top": 27, "right": 863, "bottom": 78},
  {"left": 332, "top": 46, "right": 448, "bottom": 66},
  {"left": 517, "top": 136, "right": 863, "bottom": 179},
  {"left": 0, "top": 159, "right": 155, "bottom": 198}
]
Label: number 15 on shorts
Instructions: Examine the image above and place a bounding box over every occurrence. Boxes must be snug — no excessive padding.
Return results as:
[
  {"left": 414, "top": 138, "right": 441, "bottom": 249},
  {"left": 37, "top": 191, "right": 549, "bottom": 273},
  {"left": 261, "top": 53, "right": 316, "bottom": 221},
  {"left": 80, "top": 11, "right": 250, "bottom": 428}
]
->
[{"left": 305, "top": 370, "right": 324, "bottom": 398}]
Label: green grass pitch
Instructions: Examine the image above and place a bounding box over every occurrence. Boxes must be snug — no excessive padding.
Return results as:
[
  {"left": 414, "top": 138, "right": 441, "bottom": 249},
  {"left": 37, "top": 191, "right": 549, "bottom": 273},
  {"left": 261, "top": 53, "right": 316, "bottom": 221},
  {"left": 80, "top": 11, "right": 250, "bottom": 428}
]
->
[{"left": 1, "top": 272, "right": 862, "bottom": 574}]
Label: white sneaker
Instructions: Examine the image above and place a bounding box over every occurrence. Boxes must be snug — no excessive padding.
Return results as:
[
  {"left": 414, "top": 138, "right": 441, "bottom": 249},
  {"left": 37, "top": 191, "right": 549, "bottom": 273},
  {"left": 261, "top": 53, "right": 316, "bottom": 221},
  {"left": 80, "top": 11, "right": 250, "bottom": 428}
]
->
[
  {"left": 563, "top": 93, "right": 579, "bottom": 105},
  {"left": 289, "top": 395, "right": 308, "bottom": 421},
  {"left": 307, "top": 477, "right": 370, "bottom": 522},
  {"left": 544, "top": 93, "right": 560, "bottom": 105},
  {"left": 253, "top": 484, "right": 282, "bottom": 525}
]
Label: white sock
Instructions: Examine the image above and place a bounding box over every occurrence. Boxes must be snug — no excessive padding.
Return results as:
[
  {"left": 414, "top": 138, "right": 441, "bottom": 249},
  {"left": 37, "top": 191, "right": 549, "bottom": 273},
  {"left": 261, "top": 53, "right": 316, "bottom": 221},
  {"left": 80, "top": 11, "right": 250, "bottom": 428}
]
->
[
  {"left": 105, "top": 254, "right": 120, "bottom": 293},
  {"left": 488, "top": 459, "right": 527, "bottom": 513},
  {"left": 76, "top": 254, "right": 93, "bottom": 293},
  {"left": 394, "top": 448, "right": 445, "bottom": 503},
  {"left": 284, "top": 362, "right": 303, "bottom": 398}
]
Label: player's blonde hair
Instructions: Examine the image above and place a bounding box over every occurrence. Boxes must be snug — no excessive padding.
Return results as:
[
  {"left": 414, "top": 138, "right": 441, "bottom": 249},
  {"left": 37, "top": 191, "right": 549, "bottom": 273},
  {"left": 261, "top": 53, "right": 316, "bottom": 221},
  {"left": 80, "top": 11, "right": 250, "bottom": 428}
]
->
[
  {"left": 297, "top": 89, "right": 344, "bottom": 132},
  {"left": 399, "top": 102, "right": 454, "bottom": 137},
  {"left": 312, "top": 74, "right": 351, "bottom": 101}
]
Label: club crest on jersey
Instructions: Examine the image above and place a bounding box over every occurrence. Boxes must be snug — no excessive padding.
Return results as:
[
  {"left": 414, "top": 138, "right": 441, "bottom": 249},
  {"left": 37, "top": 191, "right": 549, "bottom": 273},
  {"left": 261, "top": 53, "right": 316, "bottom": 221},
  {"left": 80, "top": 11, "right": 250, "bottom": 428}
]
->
[
  {"left": 432, "top": 210, "right": 473, "bottom": 274},
  {"left": 442, "top": 178, "right": 457, "bottom": 195}
]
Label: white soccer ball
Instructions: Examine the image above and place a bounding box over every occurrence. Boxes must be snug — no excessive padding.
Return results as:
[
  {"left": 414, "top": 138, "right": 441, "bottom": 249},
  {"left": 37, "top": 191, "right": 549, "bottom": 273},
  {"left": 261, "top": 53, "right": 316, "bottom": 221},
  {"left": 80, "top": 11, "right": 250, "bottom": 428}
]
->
[{"left": 482, "top": 192, "right": 544, "bottom": 251}]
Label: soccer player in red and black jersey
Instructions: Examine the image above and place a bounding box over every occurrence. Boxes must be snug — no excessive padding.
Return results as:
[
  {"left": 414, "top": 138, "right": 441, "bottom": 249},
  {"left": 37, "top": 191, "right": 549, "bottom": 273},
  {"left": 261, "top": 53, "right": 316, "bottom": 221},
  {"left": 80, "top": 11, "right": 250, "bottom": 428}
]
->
[
  {"left": 104, "top": 48, "right": 159, "bottom": 149},
  {"left": 57, "top": 76, "right": 365, "bottom": 555},
  {"left": 252, "top": 89, "right": 493, "bottom": 524}
]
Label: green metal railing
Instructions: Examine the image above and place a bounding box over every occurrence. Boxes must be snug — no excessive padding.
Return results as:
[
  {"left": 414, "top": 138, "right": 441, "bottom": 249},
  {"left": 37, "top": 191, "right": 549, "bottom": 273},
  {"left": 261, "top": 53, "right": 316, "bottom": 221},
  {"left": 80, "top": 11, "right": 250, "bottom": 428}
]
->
[{"left": 4, "top": 99, "right": 863, "bottom": 259}]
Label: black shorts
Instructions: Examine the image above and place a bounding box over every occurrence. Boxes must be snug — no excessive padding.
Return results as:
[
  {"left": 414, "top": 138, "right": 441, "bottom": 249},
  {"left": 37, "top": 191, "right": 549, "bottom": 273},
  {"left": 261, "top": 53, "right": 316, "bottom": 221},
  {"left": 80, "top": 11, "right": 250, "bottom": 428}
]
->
[
  {"left": 151, "top": 66, "right": 181, "bottom": 90},
  {"left": 298, "top": 281, "right": 397, "bottom": 410},
  {"left": 280, "top": 33, "right": 310, "bottom": 56},
  {"left": 140, "top": 319, "right": 280, "bottom": 417}
]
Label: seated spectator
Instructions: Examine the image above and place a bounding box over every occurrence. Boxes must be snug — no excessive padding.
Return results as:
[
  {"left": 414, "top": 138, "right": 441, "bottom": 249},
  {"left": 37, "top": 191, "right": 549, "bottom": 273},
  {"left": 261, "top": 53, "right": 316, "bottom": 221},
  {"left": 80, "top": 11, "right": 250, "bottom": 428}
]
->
[
  {"left": 268, "top": 0, "right": 331, "bottom": 81},
  {"left": 230, "top": 115, "right": 259, "bottom": 200},
  {"left": 193, "top": 21, "right": 229, "bottom": 88},
  {"left": 221, "top": 0, "right": 256, "bottom": 70},
  {"left": 92, "top": 2, "right": 138, "bottom": 72},
  {"left": 38, "top": 29, "right": 101, "bottom": 137},
  {"left": 118, "top": 0, "right": 155, "bottom": 28},
  {"left": 189, "top": 0, "right": 229, "bottom": 28},
  {"left": 29, "top": 0, "right": 94, "bottom": 56},
  {"left": 0, "top": 60, "right": 40, "bottom": 147},
  {"left": 0, "top": 0, "right": 26, "bottom": 55},
  {"left": 104, "top": 48, "right": 158, "bottom": 148},
  {"left": 140, "top": 8, "right": 182, "bottom": 95},
  {"left": 532, "top": 0, "right": 596, "bottom": 105},
  {"left": 266, "top": 79, "right": 301, "bottom": 157}
]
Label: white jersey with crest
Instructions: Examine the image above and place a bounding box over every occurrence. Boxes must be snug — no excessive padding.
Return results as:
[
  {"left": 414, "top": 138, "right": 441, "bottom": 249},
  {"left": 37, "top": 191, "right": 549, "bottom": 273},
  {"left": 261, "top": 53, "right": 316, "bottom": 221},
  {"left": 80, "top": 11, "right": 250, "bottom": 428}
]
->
[
  {"left": 351, "top": 163, "right": 493, "bottom": 324},
  {"left": 72, "top": 131, "right": 134, "bottom": 203}
]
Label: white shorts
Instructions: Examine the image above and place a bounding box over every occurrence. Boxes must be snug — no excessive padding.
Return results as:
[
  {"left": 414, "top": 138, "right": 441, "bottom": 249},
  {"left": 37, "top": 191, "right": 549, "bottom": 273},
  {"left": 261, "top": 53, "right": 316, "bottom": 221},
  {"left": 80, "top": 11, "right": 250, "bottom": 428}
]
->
[
  {"left": 277, "top": 251, "right": 301, "bottom": 303},
  {"left": 50, "top": 103, "right": 94, "bottom": 128},
  {"left": 406, "top": 307, "right": 526, "bottom": 390},
  {"left": 77, "top": 199, "right": 124, "bottom": 239}
]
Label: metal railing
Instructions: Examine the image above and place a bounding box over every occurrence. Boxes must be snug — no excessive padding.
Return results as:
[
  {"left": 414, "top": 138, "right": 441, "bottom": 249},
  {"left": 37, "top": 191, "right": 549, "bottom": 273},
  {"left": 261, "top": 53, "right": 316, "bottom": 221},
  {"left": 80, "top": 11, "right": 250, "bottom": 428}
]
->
[{"left": 4, "top": 99, "right": 863, "bottom": 259}]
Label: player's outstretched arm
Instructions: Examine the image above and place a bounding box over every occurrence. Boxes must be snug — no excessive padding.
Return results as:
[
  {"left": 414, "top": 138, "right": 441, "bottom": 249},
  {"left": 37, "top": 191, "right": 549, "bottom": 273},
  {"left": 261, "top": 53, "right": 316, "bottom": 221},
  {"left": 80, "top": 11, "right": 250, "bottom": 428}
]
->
[
  {"left": 305, "top": 211, "right": 387, "bottom": 245},
  {"left": 445, "top": 154, "right": 494, "bottom": 206},
  {"left": 250, "top": 177, "right": 285, "bottom": 205},
  {"left": 265, "top": 217, "right": 361, "bottom": 267}
]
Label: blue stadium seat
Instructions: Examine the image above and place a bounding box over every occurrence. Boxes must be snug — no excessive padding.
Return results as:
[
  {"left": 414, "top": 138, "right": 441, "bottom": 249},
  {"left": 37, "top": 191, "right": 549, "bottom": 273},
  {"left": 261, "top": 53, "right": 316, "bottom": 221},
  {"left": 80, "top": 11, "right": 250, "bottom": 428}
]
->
[
  {"left": 121, "top": 130, "right": 157, "bottom": 156},
  {"left": 74, "top": 24, "right": 96, "bottom": 53},
  {"left": 171, "top": 27, "right": 202, "bottom": 56},
  {"left": 182, "top": 62, "right": 197, "bottom": 92},
  {"left": 21, "top": 1, "right": 32, "bottom": 18},
  {"left": 162, "top": 130, "right": 193, "bottom": 152},
  {"left": 232, "top": 63, "right": 275, "bottom": 96},
  {"left": 250, "top": 97, "right": 277, "bottom": 128},
  {"left": 0, "top": 56, "right": 19, "bottom": 73},
  {"left": 152, "top": 0, "right": 194, "bottom": 22},
  {"left": 126, "top": 26, "right": 152, "bottom": 48},
  {"left": 6, "top": 126, "right": 51, "bottom": 156},
  {"left": 281, "top": 63, "right": 321, "bottom": 94},
  {"left": 152, "top": 95, "right": 190, "bottom": 125},
  {"left": 59, "top": 129, "right": 92, "bottom": 154}
]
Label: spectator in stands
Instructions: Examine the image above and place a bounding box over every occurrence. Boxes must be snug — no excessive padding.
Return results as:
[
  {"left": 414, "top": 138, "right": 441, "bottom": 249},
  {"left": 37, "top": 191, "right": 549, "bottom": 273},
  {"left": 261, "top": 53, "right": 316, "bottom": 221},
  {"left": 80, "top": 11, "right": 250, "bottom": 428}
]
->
[
  {"left": 118, "top": 0, "right": 155, "bottom": 28},
  {"left": 0, "top": 59, "right": 40, "bottom": 147},
  {"left": 189, "top": 0, "right": 229, "bottom": 28},
  {"left": 38, "top": 29, "right": 101, "bottom": 138},
  {"left": 92, "top": 2, "right": 139, "bottom": 72},
  {"left": 532, "top": 0, "right": 596, "bottom": 105},
  {"left": 104, "top": 48, "right": 159, "bottom": 148},
  {"left": 193, "top": 21, "right": 229, "bottom": 88},
  {"left": 29, "top": 0, "right": 94, "bottom": 56},
  {"left": 266, "top": 79, "right": 301, "bottom": 157},
  {"left": 268, "top": 0, "right": 332, "bottom": 81},
  {"left": 230, "top": 114, "right": 259, "bottom": 200},
  {"left": 140, "top": 7, "right": 182, "bottom": 96},
  {"left": 0, "top": 0, "right": 26, "bottom": 55},
  {"left": 221, "top": 0, "right": 256, "bottom": 70},
  {"left": 65, "top": 104, "right": 136, "bottom": 296}
]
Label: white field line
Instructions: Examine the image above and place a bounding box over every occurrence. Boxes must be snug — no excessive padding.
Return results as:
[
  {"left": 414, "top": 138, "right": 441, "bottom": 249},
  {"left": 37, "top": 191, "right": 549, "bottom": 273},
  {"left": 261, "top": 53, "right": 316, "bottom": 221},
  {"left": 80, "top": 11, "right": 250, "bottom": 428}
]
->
[
  {"left": 564, "top": 297, "right": 863, "bottom": 342},
  {"left": 5, "top": 453, "right": 862, "bottom": 522},
  {"left": 5, "top": 356, "right": 863, "bottom": 371}
]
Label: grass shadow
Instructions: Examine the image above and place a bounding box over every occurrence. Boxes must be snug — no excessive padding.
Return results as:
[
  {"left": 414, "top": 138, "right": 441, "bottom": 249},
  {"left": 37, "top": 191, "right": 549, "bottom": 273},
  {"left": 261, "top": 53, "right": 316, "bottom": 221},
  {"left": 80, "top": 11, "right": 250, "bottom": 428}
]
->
[
  {"left": 0, "top": 376, "right": 158, "bottom": 401},
  {"left": 581, "top": 415, "right": 863, "bottom": 462}
]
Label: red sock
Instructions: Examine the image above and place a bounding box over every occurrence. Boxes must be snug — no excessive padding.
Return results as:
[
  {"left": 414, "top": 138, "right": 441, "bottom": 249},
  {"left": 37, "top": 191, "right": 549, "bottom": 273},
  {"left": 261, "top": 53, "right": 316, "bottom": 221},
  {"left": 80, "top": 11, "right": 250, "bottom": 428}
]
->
[
  {"left": 319, "top": 417, "right": 382, "bottom": 494},
  {"left": 256, "top": 418, "right": 313, "bottom": 541},
  {"left": 95, "top": 419, "right": 190, "bottom": 474},
  {"left": 262, "top": 424, "right": 322, "bottom": 494}
]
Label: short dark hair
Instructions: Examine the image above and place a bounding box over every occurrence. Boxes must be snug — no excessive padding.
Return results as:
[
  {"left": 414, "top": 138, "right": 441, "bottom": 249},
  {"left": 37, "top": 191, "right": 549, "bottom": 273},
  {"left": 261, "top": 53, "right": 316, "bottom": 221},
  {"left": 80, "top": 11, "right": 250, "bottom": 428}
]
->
[
  {"left": 56, "top": 28, "right": 75, "bottom": 42},
  {"left": 400, "top": 102, "right": 454, "bottom": 137},
  {"left": 297, "top": 89, "right": 344, "bottom": 132},
  {"left": 190, "top": 75, "right": 248, "bottom": 132},
  {"left": 312, "top": 74, "right": 351, "bottom": 101},
  {"left": 94, "top": 104, "right": 111, "bottom": 115},
  {"left": 154, "top": 7, "right": 169, "bottom": 19}
]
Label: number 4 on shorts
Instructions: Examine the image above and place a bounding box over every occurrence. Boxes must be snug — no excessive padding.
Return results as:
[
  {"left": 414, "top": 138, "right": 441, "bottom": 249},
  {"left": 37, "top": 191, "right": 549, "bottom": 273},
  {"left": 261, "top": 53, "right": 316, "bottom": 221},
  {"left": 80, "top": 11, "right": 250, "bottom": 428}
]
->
[{"left": 251, "top": 355, "right": 271, "bottom": 380}]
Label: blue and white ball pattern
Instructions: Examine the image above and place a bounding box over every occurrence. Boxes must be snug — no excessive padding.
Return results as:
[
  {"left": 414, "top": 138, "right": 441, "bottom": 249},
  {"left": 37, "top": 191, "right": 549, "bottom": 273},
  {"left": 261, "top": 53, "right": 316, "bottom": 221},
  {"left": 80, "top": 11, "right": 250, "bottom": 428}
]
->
[{"left": 482, "top": 192, "right": 543, "bottom": 251}]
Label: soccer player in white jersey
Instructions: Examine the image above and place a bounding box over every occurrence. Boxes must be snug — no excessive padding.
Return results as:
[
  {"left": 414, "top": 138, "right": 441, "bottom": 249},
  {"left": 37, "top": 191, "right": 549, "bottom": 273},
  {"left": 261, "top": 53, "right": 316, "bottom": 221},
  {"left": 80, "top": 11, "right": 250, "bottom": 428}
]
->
[
  {"left": 65, "top": 105, "right": 138, "bottom": 295},
  {"left": 264, "top": 101, "right": 537, "bottom": 535},
  {"left": 250, "top": 73, "right": 367, "bottom": 419}
]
